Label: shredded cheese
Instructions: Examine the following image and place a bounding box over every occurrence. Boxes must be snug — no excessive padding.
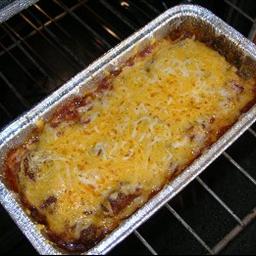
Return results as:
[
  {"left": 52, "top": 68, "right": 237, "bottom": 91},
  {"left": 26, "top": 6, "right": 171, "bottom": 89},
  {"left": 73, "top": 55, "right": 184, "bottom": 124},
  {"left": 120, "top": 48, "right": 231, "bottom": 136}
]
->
[{"left": 17, "top": 38, "right": 255, "bottom": 242}]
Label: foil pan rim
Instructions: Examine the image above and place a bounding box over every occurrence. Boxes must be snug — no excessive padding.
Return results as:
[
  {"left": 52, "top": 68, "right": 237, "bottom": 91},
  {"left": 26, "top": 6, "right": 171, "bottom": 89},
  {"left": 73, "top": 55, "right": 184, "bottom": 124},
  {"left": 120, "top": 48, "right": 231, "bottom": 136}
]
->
[
  {"left": 0, "top": 4, "right": 256, "bottom": 255},
  {"left": 0, "top": 0, "right": 39, "bottom": 23}
]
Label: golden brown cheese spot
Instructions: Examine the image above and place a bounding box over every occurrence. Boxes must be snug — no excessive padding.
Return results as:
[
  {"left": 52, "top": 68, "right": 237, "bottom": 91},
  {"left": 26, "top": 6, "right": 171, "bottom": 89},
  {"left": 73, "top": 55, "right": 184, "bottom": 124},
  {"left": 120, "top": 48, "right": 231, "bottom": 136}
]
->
[{"left": 8, "top": 38, "right": 256, "bottom": 250}]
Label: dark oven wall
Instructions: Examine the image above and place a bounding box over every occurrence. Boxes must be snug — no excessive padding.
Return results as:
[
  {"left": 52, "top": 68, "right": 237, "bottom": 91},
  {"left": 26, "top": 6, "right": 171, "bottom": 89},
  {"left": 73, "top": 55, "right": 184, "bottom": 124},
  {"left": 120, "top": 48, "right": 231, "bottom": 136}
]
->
[{"left": 0, "top": 0, "right": 256, "bottom": 255}]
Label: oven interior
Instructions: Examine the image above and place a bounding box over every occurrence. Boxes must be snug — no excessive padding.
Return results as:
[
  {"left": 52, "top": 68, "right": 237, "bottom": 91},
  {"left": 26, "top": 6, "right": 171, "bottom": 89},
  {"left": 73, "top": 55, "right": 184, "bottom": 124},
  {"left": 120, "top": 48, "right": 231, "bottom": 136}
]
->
[{"left": 0, "top": 0, "right": 256, "bottom": 254}]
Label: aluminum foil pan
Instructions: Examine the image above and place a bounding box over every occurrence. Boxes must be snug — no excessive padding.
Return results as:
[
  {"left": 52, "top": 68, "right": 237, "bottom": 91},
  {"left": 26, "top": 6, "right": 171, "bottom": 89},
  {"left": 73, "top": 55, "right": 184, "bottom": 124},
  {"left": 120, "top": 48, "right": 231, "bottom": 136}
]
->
[
  {"left": 0, "top": 0, "right": 39, "bottom": 23},
  {"left": 1, "top": 4, "right": 256, "bottom": 255}
]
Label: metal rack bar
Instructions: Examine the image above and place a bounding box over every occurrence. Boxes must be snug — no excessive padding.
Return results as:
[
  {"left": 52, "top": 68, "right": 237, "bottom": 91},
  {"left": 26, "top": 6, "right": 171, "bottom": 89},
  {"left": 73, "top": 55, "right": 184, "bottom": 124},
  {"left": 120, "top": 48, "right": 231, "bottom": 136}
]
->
[
  {"left": 127, "top": 2, "right": 154, "bottom": 20},
  {"left": 20, "top": 13, "right": 81, "bottom": 71},
  {"left": 53, "top": 0, "right": 112, "bottom": 50},
  {"left": 0, "top": 72, "right": 29, "bottom": 108},
  {"left": 33, "top": 3, "right": 95, "bottom": 60},
  {"left": 4, "top": 23, "right": 65, "bottom": 83},
  {"left": 81, "top": 3, "right": 122, "bottom": 41},
  {"left": 226, "top": 0, "right": 238, "bottom": 23},
  {"left": 224, "top": 0, "right": 255, "bottom": 23},
  {"left": 160, "top": 0, "right": 168, "bottom": 11},
  {"left": 248, "top": 21, "right": 256, "bottom": 41},
  {"left": 248, "top": 128, "right": 256, "bottom": 138},
  {"left": 140, "top": 0, "right": 160, "bottom": 15},
  {"left": 165, "top": 203, "right": 213, "bottom": 254},
  {"left": 223, "top": 152, "right": 256, "bottom": 186},
  {"left": 0, "top": 102, "right": 12, "bottom": 118},
  {"left": 134, "top": 230, "right": 158, "bottom": 255},
  {"left": 33, "top": 4, "right": 72, "bottom": 39},
  {"left": 2, "top": 24, "right": 51, "bottom": 85},
  {"left": 0, "top": 1, "right": 85, "bottom": 57},
  {"left": 99, "top": 0, "right": 137, "bottom": 31},
  {"left": 26, "top": 9, "right": 85, "bottom": 69},
  {"left": 196, "top": 177, "right": 243, "bottom": 225},
  {"left": 0, "top": 40, "right": 40, "bottom": 88},
  {"left": 211, "top": 207, "right": 256, "bottom": 254}
]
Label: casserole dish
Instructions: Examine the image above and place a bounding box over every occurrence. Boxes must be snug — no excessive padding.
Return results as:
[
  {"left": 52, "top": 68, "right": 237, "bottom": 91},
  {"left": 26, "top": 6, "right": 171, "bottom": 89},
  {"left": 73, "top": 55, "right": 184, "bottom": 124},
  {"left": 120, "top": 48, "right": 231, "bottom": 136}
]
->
[{"left": 1, "top": 5, "right": 256, "bottom": 255}]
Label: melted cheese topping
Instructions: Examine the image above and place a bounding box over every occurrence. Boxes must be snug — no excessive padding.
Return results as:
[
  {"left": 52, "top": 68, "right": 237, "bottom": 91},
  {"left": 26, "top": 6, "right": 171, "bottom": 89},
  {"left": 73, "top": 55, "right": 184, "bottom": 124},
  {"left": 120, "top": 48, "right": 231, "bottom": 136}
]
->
[{"left": 18, "top": 38, "right": 255, "bottom": 242}]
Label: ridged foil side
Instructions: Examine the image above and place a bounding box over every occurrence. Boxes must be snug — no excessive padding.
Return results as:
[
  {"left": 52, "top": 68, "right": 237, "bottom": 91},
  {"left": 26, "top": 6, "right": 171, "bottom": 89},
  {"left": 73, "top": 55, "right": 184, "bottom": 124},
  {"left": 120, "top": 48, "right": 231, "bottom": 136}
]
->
[
  {"left": 1, "top": 4, "right": 256, "bottom": 255},
  {"left": 0, "top": 0, "right": 39, "bottom": 22}
]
